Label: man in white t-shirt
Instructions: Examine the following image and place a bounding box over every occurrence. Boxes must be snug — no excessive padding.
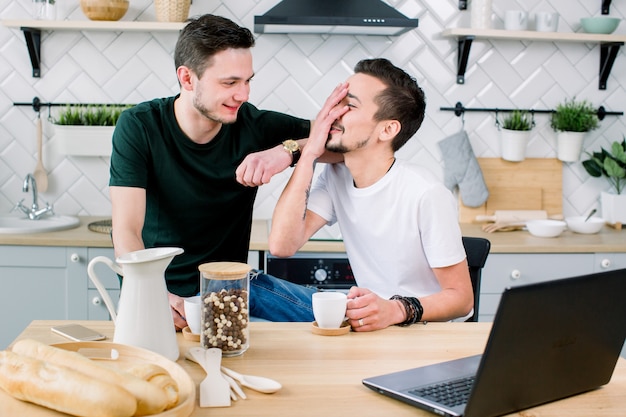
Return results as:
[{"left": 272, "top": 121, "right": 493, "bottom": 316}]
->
[{"left": 250, "top": 58, "right": 473, "bottom": 331}]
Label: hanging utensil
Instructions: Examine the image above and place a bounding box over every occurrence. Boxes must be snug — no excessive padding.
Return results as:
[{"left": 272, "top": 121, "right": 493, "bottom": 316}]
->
[{"left": 33, "top": 112, "right": 48, "bottom": 192}]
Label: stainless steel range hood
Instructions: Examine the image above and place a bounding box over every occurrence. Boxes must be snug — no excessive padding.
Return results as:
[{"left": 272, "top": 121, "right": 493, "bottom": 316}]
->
[{"left": 254, "top": 0, "right": 419, "bottom": 36}]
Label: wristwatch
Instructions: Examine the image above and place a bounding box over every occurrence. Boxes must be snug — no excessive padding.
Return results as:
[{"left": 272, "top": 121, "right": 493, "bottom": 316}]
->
[{"left": 282, "top": 140, "right": 301, "bottom": 167}]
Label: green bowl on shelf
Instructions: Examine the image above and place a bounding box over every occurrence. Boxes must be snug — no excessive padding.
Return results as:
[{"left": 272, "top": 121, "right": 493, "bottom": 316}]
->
[{"left": 580, "top": 17, "right": 621, "bottom": 34}]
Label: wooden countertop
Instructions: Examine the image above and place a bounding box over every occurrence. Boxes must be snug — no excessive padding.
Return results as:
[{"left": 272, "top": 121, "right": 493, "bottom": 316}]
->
[
  {"left": 0, "top": 217, "right": 624, "bottom": 253},
  {"left": 6, "top": 320, "right": 626, "bottom": 417}
]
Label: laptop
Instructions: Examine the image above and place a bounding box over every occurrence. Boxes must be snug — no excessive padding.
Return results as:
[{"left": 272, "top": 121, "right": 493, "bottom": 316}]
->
[{"left": 363, "top": 268, "right": 626, "bottom": 417}]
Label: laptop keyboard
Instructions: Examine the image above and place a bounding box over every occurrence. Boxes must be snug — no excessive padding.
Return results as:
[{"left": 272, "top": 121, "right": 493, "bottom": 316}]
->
[{"left": 409, "top": 375, "right": 475, "bottom": 407}]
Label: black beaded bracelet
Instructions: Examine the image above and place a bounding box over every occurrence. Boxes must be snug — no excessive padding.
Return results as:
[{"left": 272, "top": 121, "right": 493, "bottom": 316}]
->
[{"left": 390, "top": 295, "right": 424, "bottom": 326}]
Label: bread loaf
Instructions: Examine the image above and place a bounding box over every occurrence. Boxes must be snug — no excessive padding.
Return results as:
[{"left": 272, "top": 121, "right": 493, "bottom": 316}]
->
[
  {"left": 0, "top": 350, "right": 136, "bottom": 417},
  {"left": 12, "top": 339, "right": 167, "bottom": 416},
  {"left": 125, "top": 363, "right": 179, "bottom": 410}
]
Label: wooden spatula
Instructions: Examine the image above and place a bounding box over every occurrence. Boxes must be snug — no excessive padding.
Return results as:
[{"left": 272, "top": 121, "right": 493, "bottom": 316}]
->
[
  {"left": 188, "top": 347, "right": 231, "bottom": 408},
  {"left": 33, "top": 114, "right": 48, "bottom": 192}
]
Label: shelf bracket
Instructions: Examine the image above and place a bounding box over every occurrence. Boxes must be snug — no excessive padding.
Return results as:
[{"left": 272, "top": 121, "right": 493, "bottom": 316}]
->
[
  {"left": 21, "top": 27, "right": 41, "bottom": 77},
  {"left": 458, "top": 0, "right": 467, "bottom": 10},
  {"left": 456, "top": 36, "right": 474, "bottom": 84},
  {"left": 599, "top": 42, "right": 623, "bottom": 90},
  {"left": 602, "top": 0, "right": 611, "bottom": 14}
]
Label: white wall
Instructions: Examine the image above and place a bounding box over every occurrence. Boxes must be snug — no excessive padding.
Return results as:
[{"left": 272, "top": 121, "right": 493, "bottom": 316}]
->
[{"left": 0, "top": 0, "right": 624, "bottom": 219}]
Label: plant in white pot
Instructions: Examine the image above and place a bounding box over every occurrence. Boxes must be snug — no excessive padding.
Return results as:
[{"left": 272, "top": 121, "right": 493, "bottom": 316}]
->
[
  {"left": 550, "top": 98, "right": 599, "bottom": 162},
  {"left": 582, "top": 138, "right": 626, "bottom": 227},
  {"left": 499, "top": 110, "right": 532, "bottom": 162},
  {"left": 52, "top": 105, "right": 131, "bottom": 157}
]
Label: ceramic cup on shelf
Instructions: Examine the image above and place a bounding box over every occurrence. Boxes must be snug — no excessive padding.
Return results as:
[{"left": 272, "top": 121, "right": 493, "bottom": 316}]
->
[
  {"left": 312, "top": 291, "right": 347, "bottom": 329},
  {"left": 535, "top": 12, "right": 559, "bottom": 32},
  {"left": 470, "top": 0, "right": 493, "bottom": 29},
  {"left": 504, "top": 10, "right": 528, "bottom": 31}
]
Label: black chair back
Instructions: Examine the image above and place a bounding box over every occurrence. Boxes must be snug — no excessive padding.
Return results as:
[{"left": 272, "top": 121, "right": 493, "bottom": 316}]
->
[{"left": 462, "top": 236, "right": 491, "bottom": 322}]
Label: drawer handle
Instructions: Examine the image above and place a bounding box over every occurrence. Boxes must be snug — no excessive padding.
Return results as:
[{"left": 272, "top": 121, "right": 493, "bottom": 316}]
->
[
  {"left": 601, "top": 258, "right": 611, "bottom": 269},
  {"left": 511, "top": 270, "right": 521, "bottom": 280},
  {"left": 70, "top": 253, "right": 80, "bottom": 263}
]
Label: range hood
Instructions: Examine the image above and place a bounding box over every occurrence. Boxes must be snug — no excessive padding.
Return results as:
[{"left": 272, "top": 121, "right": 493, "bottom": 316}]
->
[{"left": 254, "top": 0, "right": 418, "bottom": 36}]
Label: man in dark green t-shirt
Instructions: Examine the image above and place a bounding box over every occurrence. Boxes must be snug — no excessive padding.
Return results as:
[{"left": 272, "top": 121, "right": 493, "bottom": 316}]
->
[{"left": 109, "top": 14, "right": 325, "bottom": 330}]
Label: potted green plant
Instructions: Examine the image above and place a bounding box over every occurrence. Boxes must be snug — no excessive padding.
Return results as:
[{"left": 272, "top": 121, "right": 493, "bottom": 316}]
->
[
  {"left": 52, "top": 104, "right": 131, "bottom": 156},
  {"left": 500, "top": 110, "right": 532, "bottom": 162},
  {"left": 550, "top": 98, "right": 599, "bottom": 162},
  {"left": 582, "top": 138, "right": 626, "bottom": 226}
]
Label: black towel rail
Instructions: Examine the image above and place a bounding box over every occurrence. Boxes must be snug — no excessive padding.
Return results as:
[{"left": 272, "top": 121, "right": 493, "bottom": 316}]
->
[
  {"left": 13, "top": 97, "right": 132, "bottom": 113},
  {"left": 440, "top": 102, "right": 623, "bottom": 121}
]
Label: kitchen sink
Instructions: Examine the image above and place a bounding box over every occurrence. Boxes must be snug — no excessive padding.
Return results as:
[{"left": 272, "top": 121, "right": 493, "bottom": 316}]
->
[{"left": 0, "top": 214, "right": 80, "bottom": 234}]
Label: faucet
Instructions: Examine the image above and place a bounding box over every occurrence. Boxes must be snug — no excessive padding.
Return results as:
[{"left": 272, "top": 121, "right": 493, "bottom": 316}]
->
[{"left": 14, "top": 173, "right": 54, "bottom": 220}]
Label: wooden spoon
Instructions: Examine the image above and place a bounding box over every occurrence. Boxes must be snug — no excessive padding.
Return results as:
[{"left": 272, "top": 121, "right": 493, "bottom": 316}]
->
[{"left": 33, "top": 114, "right": 48, "bottom": 192}]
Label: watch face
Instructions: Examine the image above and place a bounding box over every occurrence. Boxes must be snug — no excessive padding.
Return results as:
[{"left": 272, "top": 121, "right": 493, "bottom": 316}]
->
[{"left": 284, "top": 140, "right": 299, "bottom": 152}]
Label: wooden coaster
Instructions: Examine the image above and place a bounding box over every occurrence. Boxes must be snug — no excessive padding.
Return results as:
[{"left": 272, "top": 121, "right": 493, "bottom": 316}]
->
[
  {"left": 182, "top": 326, "right": 200, "bottom": 342},
  {"left": 311, "top": 321, "right": 351, "bottom": 336}
]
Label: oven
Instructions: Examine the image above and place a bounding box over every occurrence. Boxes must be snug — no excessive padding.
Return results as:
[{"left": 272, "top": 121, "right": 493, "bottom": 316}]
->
[{"left": 265, "top": 252, "right": 354, "bottom": 290}]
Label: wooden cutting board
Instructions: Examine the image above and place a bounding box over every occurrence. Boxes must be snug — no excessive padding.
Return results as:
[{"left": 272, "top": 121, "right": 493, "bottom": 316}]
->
[{"left": 459, "top": 158, "right": 562, "bottom": 223}]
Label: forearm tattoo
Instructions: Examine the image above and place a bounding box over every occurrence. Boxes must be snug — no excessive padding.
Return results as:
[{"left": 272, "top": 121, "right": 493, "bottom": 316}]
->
[{"left": 302, "top": 185, "right": 310, "bottom": 221}]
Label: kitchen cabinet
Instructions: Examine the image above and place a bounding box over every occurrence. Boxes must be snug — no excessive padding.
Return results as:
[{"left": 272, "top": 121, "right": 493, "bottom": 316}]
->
[
  {"left": 478, "top": 252, "right": 626, "bottom": 321},
  {"left": 441, "top": 28, "right": 626, "bottom": 89},
  {"left": 478, "top": 253, "right": 595, "bottom": 322},
  {"left": 0, "top": 245, "right": 118, "bottom": 349}
]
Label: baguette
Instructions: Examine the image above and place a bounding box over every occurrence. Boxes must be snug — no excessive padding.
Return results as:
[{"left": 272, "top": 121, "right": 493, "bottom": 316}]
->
[
  {"left": 125, "top": 363, "right": 179, "bottom": 410},
  {"left": 12, "top": 339, "right": 167, "bottom": 416},
  {"left": 0, "top": 350, "right": 136, "bottom": 417}
]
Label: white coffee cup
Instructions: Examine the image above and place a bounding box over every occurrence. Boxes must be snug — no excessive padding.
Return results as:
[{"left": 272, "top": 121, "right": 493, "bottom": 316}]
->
[
  {"left": 184, "top": 295, "right": 202, "bottom": 334},
  {"left": 535, "top": 12, "right": 559, "bottom": 32},
  {"left": 504, "top": 10, "right": 528, "bottom": 31},
  {"left": 312, "top": 292, "right": 347, "bottom": 329}
]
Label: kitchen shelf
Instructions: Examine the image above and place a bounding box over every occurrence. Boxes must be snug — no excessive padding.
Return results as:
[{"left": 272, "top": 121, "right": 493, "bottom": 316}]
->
[
  {"left": 1, "top": 20, "right": 187, "bottom": 77},
  {"left": 457, "top": 1, "right": 612, "bottom": 15},
  {"left": 441, "top": 28, "right": 626, "bottom": 90}
]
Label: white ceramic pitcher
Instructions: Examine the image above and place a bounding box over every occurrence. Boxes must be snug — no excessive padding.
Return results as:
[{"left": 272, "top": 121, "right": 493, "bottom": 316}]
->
[{"left": 88, "top": 247, "right": 183, "bottom": 361}]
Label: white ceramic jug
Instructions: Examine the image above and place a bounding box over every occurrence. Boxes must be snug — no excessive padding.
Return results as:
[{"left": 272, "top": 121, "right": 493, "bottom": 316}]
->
[{"left": 88, "top": 247, "right": 183, "bottom": 361}]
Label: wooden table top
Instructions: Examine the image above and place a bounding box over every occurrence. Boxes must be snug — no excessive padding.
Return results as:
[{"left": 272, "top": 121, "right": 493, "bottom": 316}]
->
[{"left": 7, "top": 320, "right": 626, "bottom": 417}]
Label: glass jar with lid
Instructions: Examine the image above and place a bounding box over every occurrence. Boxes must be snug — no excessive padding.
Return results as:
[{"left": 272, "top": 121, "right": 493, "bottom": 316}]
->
[{"left": 199, "top": 262, "right": 251, "bottom": 356}]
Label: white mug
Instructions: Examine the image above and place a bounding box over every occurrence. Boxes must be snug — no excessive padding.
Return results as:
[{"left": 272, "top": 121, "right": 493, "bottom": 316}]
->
[
  {"left": 312, "top": 292, "right": 347, "bottom": 329},
  {"left": 504, "top": 10, "right": 528, "bottom": 31},
  {"left": 535, "top": 12, "right": 559, "bottom": 32},
  {"left": 184, "top": 295, "right": 202, "bottom": 334}
]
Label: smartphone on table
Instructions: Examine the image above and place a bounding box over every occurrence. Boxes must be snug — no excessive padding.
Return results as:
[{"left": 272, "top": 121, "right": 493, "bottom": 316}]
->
[{"left": 51, "top": 324, "right": 106, "bottom": 341}]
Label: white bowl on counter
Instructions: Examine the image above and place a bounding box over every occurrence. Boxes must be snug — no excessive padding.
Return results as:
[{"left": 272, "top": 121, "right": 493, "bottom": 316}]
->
[
  {"left": 565, "top": 216, "right": 605, "bottom": 234},
  {"left": 526, "top": 219, "right": 567, "bottom": 238}
]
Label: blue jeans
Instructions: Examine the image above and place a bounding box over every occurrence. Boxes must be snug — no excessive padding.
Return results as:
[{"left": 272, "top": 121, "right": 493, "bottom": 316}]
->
[{"left": 249, "top": 273, "right": 316, "bottom": 322}]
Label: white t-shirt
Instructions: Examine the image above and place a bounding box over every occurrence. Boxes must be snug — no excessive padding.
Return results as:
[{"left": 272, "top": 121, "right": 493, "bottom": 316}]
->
[{"left": 307, "top": 160, "right": 465, "bottom": 299}]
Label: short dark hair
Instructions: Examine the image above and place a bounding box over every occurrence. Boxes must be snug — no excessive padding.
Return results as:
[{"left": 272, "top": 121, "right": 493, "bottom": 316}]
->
[
  {"left": 354, "top": 58, "right": 426, "bottom": 151},
  {"left": 174, "top": 14, "right": 255, "bottom": 77}
]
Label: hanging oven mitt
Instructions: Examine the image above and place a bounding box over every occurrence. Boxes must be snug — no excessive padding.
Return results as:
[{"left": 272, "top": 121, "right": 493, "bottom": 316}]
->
[{"left": 438, "top": 130, "right": 489, "bottom": 208}]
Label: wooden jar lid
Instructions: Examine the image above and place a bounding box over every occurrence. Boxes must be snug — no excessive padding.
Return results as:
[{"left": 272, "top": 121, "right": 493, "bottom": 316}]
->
[{"left": 198, "top": 261, "right": 251, "bottom": 279}]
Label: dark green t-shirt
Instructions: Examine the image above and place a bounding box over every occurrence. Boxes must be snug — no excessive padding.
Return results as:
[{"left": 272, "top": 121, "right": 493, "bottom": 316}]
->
[{"left": 109, "top": 96, "right": 310, "bottom": 296}]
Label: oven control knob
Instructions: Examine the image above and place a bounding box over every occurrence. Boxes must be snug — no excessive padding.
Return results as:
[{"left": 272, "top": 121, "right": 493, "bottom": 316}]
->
[{"left": 314, "top": 268, "right": 328, "bottom": 282}]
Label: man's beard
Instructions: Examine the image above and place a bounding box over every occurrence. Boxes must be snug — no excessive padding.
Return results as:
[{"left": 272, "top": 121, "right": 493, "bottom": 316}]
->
[
  {"left": 325, "top": 133, "right": 370, "bottom": 154},
  {"left": 193, "top": 95, "right": 237, "bottom": 125}
]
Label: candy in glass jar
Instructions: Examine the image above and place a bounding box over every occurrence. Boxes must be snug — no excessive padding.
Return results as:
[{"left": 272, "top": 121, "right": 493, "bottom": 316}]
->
[{"left": 199, "top": 262, "right": 251, "bottom": 357}]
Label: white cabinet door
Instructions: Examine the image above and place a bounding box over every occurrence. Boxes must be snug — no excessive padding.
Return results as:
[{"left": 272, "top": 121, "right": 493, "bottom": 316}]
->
[
  {"left": 478, "top": 253, "right": 594, "bottom": 321},
  {"left": 0, "top": 246, "right": 79, "bottom": 349},
  {"left": 593, "top": 253, "right": 626, "bottom": 272}
]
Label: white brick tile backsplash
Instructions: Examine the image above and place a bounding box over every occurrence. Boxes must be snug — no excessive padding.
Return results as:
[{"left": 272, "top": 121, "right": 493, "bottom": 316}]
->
[{"left": 0, "top": 0, "right": 624, "bottom": 217}]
